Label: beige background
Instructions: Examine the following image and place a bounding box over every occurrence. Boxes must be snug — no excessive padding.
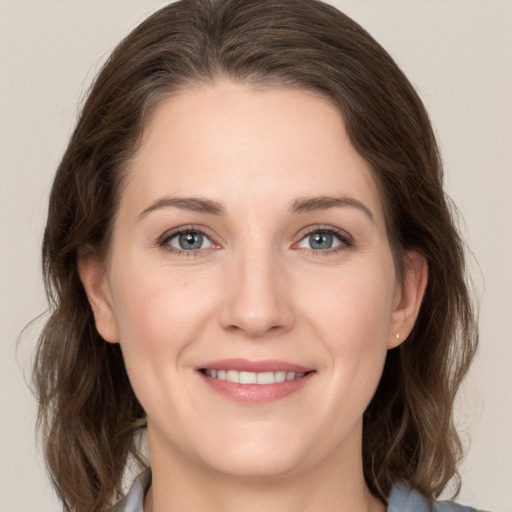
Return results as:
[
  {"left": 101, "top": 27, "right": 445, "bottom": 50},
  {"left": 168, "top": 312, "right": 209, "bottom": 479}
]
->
[{"left": 1, "top": 1, "right": 510, "bottom": 511}]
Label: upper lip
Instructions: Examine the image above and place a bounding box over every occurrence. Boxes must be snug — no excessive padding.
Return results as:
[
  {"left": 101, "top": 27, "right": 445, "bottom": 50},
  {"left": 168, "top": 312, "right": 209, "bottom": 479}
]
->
[{"left": 196, "top": 358, "right": 313, "bottom": 373}]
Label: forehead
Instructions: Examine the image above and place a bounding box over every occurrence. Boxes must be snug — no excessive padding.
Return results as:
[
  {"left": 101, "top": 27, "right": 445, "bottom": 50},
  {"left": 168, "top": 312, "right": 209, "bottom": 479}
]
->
[{"left": 122, "top": 82, "right": 385, "bottom": 226}]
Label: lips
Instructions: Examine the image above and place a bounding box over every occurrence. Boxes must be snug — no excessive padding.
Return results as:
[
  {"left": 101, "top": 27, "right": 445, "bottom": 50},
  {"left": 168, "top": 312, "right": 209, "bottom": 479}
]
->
[{"left": 196, "top": 359, "right": 315, "bottom": 404}]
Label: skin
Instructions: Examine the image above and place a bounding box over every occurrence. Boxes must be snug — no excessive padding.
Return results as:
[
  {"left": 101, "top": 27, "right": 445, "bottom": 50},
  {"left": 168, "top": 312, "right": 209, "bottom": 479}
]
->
[{"left": 80, "top": 81, "right": 427, "bottom": 512}]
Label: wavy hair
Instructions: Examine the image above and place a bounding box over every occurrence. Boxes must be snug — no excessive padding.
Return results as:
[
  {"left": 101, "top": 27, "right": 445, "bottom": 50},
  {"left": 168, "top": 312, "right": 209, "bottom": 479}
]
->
[{"left": 34, "top": 0, "right": 478, "bottom": 510}]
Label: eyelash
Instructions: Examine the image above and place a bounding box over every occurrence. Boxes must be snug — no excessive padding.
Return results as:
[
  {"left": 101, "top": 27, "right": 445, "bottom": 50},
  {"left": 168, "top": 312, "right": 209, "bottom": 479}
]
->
[
  {"left": 157, "top": 225, "right": 217, "bottom": 257},
  {"left": 295, "top": 225, "right": 353, "bottom": 255},
  {"left": 156, "top": 225, "right": 353, "bottom": 257}
]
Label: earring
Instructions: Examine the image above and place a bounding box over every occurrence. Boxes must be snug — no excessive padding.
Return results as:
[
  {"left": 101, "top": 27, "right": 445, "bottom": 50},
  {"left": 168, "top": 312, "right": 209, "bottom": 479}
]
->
[{"left": 395, "top": 332, "right": 400, "bottom": 342}]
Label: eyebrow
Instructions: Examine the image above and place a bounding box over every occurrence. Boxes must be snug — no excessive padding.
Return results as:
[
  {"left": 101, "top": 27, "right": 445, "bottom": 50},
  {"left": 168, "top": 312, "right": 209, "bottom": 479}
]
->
[
  {"left": 137, "top": 194, "right": 374, "bottom": 222},
  {"left": 137, "top": 196, "right": 224, "bottom": 220},
  {"left": 289, "top": 195, "right": 375, "bottom": 223}
]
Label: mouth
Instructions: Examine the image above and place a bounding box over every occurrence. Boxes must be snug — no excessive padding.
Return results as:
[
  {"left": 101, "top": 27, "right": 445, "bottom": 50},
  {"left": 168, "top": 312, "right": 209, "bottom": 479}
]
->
[
  {"left": 196, "top": 359, "right": 316, "bottom": 404},
  {"left": 199, "top": 368, "right": 312, "bottom": 384}
]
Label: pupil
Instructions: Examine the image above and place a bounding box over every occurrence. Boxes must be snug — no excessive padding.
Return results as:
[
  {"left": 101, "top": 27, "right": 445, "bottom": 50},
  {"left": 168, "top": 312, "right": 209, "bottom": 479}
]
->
[
  {"left": 179, "top": 232, "right": 202, "bottom": 250},
  {"left": 310, "top": 232, "right": 332, "bottom": 250}
]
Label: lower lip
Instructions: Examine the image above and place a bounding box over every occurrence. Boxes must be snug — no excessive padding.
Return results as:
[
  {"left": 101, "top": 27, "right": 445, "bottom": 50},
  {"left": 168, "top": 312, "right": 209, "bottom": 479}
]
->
[{"left": 198, "top": 372, "right": 314, "bottom": 404}]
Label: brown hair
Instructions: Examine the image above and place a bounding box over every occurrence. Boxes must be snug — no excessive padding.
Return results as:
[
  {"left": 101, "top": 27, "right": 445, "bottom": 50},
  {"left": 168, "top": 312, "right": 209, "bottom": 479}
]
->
[{"left": 34, "top": 0, "right": 478, "bottom": 510}]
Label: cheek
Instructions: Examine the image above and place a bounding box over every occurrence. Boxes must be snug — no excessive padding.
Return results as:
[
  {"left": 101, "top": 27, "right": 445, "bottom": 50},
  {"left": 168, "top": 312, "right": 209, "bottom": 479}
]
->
[
  {"left": 306, "top": 259, "right": 395, "bottom": 334},
  {"left": 108, "top": 261, "right": 217, "bottom": 414},
  {"left": 300, "top": 259, "right": 395, "bottom": 382},
  {"left": 109, "top": 259, "right": 215, "bottom": 355}
]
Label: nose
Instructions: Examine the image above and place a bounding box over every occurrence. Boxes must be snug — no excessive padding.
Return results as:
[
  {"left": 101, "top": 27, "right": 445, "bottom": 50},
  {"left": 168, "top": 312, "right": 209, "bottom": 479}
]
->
[{"left": 219, "top": 248, "right": 294, "bottom": 338}]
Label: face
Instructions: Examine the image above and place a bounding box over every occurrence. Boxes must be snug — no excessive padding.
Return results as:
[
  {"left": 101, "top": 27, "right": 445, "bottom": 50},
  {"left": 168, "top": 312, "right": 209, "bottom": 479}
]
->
[{"left": 81, "top": 81, "right": 426, "bottom": 481}]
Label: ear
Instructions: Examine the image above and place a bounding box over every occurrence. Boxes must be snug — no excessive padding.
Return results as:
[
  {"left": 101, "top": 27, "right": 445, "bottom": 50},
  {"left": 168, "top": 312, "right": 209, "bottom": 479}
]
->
[
  {"left": 388, "top": 251, "right": 428, "bottom": 349},
  {"left": 78, "top": 253, "right": 119, "bottom": 343}
]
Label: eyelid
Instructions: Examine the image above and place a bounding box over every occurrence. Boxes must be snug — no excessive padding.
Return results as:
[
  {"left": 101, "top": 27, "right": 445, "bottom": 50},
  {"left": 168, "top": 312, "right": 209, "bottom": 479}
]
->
[
  {"left": 156, "top": 224, "right": 353, "bottom": 256},
  {"left": 293, "top": 225, "right": 354, "bottom": 252},
  {"left": 157, "top": 224, "right": 220, "bottom": 255}
]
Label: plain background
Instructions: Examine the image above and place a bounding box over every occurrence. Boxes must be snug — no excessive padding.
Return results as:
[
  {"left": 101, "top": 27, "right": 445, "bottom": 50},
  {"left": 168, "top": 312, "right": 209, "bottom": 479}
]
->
[{"left": 1, "top": 1, "right": 511, "bottom": 511}]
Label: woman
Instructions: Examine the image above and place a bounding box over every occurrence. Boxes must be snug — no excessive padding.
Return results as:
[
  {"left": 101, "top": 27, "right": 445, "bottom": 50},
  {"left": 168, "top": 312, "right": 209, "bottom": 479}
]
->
[{"left": 34, "top": 0, "right": 482, "bottom": 511}]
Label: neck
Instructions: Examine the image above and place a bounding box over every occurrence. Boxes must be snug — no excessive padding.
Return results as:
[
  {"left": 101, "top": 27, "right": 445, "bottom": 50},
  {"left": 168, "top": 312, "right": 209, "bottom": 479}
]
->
[
  {"left": 144, "top": 424, "right": 386, "bottom": 512},
  {"left": 146, "top": 476, "right": 384, "bottom": 512}
]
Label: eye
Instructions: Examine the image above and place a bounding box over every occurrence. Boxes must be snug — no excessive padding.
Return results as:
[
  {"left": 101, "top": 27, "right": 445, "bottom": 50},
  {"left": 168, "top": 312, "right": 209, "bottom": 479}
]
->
[
  {"left": 296, "top": 229, "right": 351, "bottom": 251},
  {"left": 164, "top": 229, "right": 214, "bottom": 251}
]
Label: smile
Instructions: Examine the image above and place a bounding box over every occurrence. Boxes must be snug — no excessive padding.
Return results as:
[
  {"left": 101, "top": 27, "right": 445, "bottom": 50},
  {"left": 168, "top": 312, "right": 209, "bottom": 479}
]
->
[
  {"left": 197, "top": 359, "right": 315, "bottom": 404},
  {"left": 202, "top": 369, "right": 307, "bottom": 384}
]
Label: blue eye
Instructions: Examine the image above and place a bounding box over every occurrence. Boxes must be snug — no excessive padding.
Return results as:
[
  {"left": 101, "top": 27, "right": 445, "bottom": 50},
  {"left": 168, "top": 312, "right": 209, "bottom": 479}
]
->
[
  {"left": 297, "top": 229, "right": 349, "bottom": 251},
  {"left": 166, "top": 230, "right": 214, "bottom": 251}
]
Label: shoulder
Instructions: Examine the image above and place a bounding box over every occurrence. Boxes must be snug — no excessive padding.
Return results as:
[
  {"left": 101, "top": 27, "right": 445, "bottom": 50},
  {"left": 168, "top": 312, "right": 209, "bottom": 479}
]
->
[
  {"left": 111, "top": 469, "right": 151, "bottom": 512},
  {"left": 388, "top": 482, "right": 490, "bottom": 512}
]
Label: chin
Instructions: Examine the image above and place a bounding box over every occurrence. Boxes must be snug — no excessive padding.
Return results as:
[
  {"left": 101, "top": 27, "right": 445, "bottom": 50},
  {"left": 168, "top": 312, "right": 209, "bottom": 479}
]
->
[
  {"left": 207, "top": 453, "right": 304, "bottom": 480},
  {"left": 194, "top": 433, "right": 311, "bottom": 480}
]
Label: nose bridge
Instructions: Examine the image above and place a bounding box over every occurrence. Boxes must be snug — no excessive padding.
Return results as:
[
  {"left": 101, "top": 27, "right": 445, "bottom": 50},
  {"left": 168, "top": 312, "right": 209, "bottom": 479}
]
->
[{"left": 219, "top": 236, "right": 293, "bottom": 337}]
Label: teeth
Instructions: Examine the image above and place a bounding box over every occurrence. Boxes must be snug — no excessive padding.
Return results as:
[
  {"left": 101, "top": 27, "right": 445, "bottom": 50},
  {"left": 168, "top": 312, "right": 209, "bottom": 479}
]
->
[
  {"left": 275, "top": 371, "right": 286, "bottom": 383},
  {"left": 240, "top": 371, "right": 257, "bottom": 384},
  {"left": 204, "top": 369, "right": 307, "bottom": 384},
  {"left": 226, "top": 370, "right": 238, "bottom": 383},
  {"left": 256, "top": 372, "right": 274, "bottom": 384}
]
